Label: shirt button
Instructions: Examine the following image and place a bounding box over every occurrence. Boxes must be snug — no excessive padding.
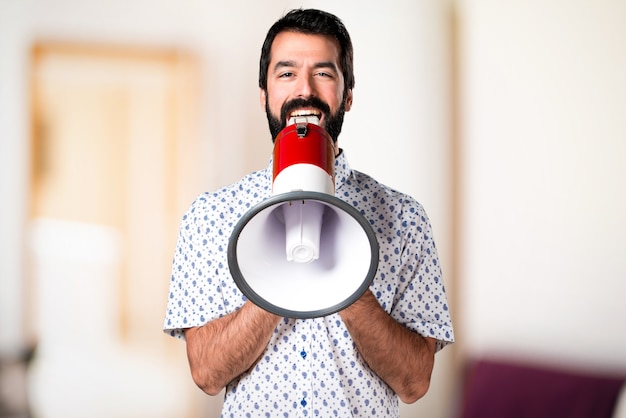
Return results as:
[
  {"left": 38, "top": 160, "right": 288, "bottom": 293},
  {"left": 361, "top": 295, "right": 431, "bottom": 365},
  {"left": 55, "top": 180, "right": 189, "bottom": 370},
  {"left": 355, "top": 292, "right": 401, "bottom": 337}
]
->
[
  {"left": 300, "top": 349, "right": 307, "bottom": 359},
  {"left": 301, "top": 399, "right": 307, "bottom": 407}
]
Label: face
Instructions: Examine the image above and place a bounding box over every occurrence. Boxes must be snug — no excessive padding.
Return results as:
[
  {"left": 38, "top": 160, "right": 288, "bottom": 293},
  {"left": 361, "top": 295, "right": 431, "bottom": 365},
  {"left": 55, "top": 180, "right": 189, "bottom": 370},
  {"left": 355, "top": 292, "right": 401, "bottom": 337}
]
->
[{"left": 261, "top": 31, "right": 353, "bottom": 148}]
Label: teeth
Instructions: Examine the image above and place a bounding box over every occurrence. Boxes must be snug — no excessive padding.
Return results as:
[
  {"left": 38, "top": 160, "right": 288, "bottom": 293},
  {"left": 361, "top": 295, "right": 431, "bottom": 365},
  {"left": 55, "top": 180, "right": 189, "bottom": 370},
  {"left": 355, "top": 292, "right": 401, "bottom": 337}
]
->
[
  {"left": 290, "top": 109, "right": 321, "bottom": 117},
  {"left": 287, "top": 112, "right": 320, "bottom": 126}
]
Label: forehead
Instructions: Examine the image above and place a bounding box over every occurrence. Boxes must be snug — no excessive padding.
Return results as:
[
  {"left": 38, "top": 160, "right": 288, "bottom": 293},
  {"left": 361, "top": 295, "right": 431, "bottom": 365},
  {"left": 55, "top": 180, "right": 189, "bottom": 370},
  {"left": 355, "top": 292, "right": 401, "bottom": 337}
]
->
[{"left": 269, "top": 31, "right": 342, "bottom": 66}]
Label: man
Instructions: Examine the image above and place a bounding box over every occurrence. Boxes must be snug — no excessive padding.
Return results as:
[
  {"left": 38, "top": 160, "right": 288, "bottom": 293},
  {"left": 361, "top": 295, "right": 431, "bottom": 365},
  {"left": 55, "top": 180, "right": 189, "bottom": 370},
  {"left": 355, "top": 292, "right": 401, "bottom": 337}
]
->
[{"left": 164, "top": 8, "right": 454, "bottom": 417}]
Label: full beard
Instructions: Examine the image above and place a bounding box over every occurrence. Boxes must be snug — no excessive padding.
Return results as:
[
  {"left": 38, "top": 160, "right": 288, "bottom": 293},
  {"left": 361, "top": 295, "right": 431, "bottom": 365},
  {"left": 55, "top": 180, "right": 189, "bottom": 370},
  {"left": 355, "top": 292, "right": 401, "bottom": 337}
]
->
[{"left": 265, "top": 96, "right": 347, "bottom": 143}]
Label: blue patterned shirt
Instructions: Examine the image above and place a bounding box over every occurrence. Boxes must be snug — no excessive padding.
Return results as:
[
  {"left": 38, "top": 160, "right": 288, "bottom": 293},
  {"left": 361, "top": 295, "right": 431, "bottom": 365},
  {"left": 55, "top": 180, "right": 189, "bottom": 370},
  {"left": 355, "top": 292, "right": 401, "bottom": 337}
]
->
[{"left": 164, "top": 150, "right": 454, "bottom": 417}]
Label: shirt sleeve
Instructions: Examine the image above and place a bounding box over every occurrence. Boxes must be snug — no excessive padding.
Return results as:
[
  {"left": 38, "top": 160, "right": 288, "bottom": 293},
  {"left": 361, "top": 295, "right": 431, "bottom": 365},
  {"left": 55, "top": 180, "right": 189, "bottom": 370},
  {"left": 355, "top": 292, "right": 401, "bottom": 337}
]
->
[
  {"left": 162, "top": 194, "right": 233, "bottom": 340},
  {"left": 389, "top": 200, "right": 455, "bottom": 352}
]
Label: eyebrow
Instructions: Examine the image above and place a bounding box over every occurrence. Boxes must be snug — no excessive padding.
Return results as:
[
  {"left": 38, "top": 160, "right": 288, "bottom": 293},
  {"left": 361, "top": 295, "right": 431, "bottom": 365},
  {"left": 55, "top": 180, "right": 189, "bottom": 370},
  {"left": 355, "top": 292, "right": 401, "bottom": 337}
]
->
[{"left": 272, "top": 60, "right": 339, "bottom": 73}]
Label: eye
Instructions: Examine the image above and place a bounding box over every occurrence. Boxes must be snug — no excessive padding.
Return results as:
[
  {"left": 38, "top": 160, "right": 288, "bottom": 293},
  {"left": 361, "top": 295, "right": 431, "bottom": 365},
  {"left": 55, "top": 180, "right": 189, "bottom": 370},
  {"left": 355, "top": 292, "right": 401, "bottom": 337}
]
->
[{"left": 278, "top": 72, "right": 294, "bottom": 78}]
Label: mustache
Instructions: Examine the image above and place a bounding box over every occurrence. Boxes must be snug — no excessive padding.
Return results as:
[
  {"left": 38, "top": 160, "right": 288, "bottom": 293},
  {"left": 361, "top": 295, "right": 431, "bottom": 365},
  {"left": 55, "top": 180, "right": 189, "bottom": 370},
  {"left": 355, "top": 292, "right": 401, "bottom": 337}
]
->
[{"left": 280, "top": 97, "right": 331, "bottom": 124}]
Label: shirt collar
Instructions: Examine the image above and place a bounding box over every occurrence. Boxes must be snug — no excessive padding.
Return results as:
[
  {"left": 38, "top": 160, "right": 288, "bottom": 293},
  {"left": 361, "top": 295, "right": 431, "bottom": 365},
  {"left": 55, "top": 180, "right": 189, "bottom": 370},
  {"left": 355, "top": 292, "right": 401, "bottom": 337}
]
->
[
  {"left": 332, "top": 149, "right": 352, "bottom": 191},
  {"left": 265, "top": 148, "right": 353, "bottom": 193}
]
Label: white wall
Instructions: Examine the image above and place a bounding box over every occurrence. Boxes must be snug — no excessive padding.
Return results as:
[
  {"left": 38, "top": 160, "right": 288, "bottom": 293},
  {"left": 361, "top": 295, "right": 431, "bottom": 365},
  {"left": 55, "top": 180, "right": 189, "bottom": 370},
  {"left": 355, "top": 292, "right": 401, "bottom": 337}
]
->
[
  {"left": 457, "top": 0, "right": 626, "bottom": 371},
  {"left": 0, "top": 0, "right": 30, "bottom": 356}
]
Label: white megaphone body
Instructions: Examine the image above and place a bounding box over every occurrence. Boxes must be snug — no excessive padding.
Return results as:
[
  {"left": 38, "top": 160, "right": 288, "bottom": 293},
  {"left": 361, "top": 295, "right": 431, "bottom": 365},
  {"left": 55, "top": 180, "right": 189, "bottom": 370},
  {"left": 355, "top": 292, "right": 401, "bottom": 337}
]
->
[{"left": 227, "top": 116, "right": 379, "bottom": 318}]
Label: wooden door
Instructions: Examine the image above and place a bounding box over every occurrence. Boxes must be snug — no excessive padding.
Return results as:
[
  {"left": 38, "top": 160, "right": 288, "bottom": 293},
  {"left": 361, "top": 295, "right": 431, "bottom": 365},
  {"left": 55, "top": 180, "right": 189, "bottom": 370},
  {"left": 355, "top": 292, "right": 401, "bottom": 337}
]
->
[{"left": 28, "top": 42, "right": 206, "bottom": 418}]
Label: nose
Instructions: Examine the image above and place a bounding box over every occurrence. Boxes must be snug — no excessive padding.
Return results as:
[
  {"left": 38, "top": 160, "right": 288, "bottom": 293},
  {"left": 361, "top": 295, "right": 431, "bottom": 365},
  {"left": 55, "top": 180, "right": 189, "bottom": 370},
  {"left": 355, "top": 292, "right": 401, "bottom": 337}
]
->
[{"left": 295, "top": 73, "right": 316, "bottom": 98}]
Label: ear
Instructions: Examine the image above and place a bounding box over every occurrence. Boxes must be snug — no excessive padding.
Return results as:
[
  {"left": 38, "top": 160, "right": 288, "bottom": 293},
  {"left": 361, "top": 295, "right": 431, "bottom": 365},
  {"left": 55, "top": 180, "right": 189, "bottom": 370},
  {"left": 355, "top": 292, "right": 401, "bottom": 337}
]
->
[
  {"left": 260, "top": 89, "right": 267, "bottom": 110},
  {"left": 344, "top": 89, "right": 353, "bottom": 112}
]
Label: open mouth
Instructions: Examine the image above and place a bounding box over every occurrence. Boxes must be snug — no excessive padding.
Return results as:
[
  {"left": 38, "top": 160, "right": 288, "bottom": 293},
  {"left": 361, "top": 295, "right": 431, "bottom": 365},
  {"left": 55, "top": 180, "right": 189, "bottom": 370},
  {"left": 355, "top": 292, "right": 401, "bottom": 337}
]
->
[{"left": 287, "top": 109, "right": 321, "bottom": 126}]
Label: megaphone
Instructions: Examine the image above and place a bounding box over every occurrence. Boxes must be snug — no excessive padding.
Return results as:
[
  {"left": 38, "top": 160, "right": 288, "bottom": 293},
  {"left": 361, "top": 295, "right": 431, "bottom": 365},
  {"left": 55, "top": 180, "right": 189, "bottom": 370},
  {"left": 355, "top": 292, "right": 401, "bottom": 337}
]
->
[{"left": 228, "top": 116, "right": 379, "bottom": 318}]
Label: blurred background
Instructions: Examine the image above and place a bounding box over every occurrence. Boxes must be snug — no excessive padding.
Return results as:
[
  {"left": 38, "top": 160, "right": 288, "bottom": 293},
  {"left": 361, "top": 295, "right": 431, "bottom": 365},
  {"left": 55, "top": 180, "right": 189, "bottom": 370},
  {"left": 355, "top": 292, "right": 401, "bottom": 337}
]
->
[{"left": 1, "top": 0, "right": 625, "bottom": 417}]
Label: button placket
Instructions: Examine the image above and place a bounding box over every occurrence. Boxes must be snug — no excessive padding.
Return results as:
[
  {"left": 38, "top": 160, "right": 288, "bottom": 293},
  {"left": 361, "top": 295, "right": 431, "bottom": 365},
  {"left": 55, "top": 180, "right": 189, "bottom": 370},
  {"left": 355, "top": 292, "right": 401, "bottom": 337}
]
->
[{"left": 298, "top": 320, "right": 313, "bottom": 412}]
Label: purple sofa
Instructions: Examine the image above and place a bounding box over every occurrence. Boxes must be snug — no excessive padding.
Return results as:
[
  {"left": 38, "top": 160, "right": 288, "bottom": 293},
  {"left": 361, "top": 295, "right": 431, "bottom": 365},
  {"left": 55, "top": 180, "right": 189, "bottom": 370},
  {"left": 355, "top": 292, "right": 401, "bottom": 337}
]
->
[{"left": 459, "top": 358, "right": 626, "bottom": 418}]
